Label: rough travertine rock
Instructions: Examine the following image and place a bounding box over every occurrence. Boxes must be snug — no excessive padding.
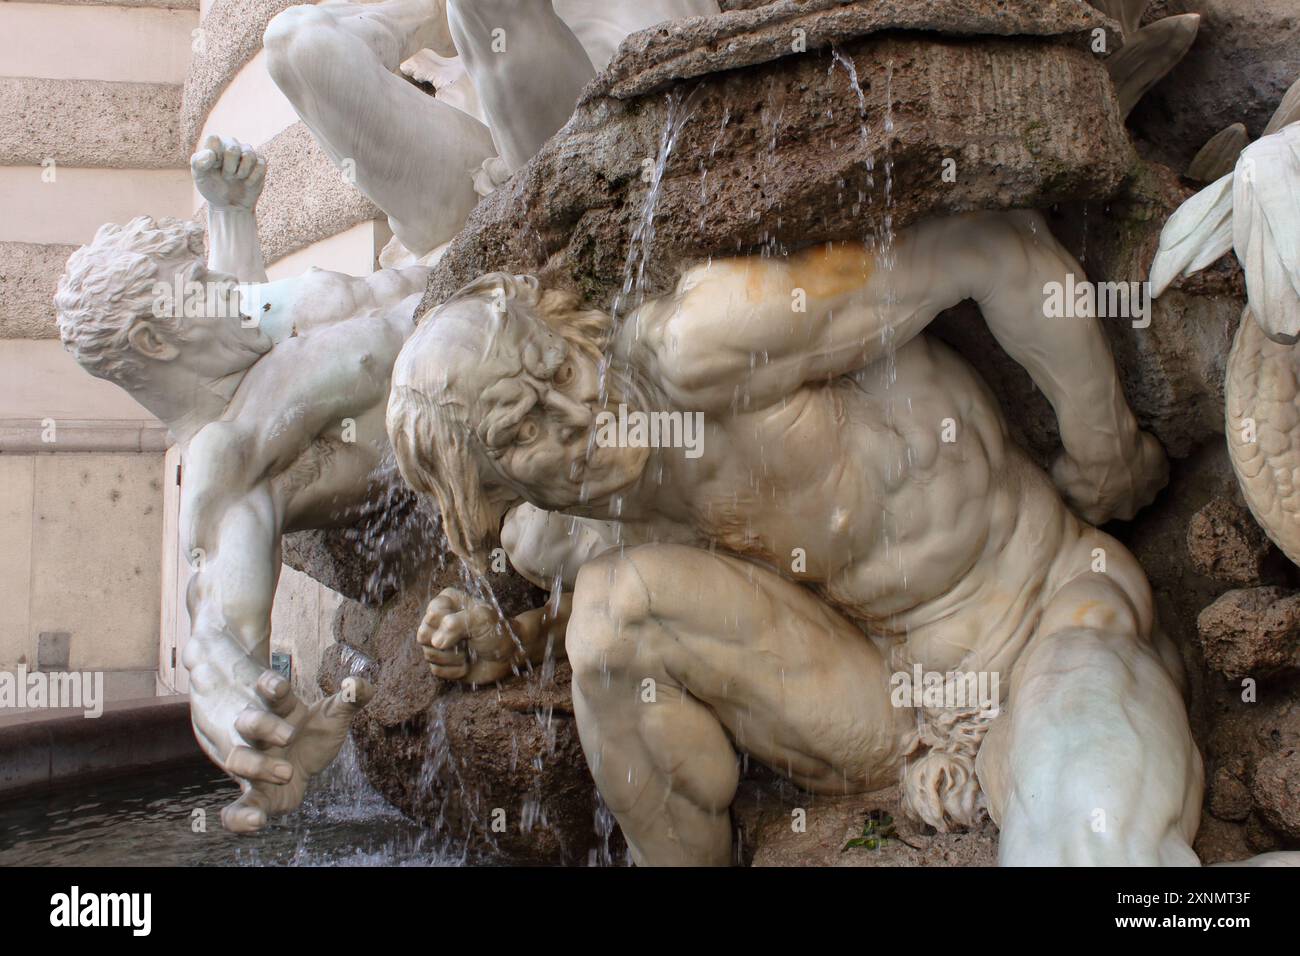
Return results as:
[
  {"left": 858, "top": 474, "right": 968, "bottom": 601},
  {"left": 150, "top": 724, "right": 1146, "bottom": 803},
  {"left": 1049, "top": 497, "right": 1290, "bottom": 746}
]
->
[
  {"left": 1208, "top": 767, "right": 1252, "bottom": 822},
  {"left": 181, "top": 0, "right": 301, "bottom": 151},
  {"left": 1188, "top": 498, "right": 1273, "bottom": 586},
  {"left": 1135, "top": 0, "right": 1300, "bottom": 168},
  {"left": 0, "top": 78, "right": 186, "bottom": 169},
  {"left": 422, "top": 6, "right": 1133, "bottom": 312},
  {"left": 592, "top": 0, "right": 1115, "bottom": 101},
  {"left": 1253, "top": 752, "right": 1300, "bottom": 840},
  {"left": 0, "top": 241, "right": 77, "bottom": 340},
  {"left": 735, "top": 781, "right": 999, "bottom": 867},
  {"left": 282, "top": 483, "right": 434, "bottom": 605},
  {"left": 1197, "top": 587, "right": 1300, "bottom": 681},
  {"left": 196, "top": 123, "right": 379, "bottom": 269},
  {"left": 319, "top": 563, "right": 604, "bottom": 864},
  {"left": 1196, "top": 681, "right": 1300, "bottom": 860}
]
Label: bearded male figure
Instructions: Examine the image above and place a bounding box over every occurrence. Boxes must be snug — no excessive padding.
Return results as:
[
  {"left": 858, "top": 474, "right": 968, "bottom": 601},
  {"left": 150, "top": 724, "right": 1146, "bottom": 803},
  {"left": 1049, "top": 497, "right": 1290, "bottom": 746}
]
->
[{"left": 389, "top": 208, "right": 1300, "bottom": 866}]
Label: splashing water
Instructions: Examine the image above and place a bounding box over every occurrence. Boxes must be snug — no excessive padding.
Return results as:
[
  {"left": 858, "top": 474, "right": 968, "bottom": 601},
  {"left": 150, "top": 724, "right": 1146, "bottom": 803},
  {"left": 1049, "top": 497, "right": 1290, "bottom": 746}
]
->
[{"left": 609, "top": 84, "right": 705, "bottom": 334}]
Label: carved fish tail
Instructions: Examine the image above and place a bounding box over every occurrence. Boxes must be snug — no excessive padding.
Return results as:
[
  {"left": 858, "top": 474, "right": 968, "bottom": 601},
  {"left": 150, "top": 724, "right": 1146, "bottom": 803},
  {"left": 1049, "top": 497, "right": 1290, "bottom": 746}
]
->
[{"left": 1226, "top": 309, "right": 1300, "bottom": 566}]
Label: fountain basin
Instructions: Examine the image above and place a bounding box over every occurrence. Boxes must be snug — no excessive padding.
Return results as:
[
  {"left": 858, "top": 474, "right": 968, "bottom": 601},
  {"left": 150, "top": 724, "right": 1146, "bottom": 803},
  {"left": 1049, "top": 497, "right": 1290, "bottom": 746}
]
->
[{"left": 0, "top": 696, "right": 199, "bottom": 799}]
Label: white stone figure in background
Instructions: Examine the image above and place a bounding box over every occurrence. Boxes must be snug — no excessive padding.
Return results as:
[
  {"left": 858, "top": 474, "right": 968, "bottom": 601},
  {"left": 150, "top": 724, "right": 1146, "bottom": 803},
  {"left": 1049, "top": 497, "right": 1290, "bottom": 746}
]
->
[
  {"left": 1151, "top": 119, "right": 1300, "bottom": 567},
  {"left": 263, "top": 0, "right": 719, "bottom": 264},
  {"left": 377, "top": 209, "right": 1300, "bottom": 867},
  {"left": 54, "top": 138, "right": 442, "bottom": 832}
]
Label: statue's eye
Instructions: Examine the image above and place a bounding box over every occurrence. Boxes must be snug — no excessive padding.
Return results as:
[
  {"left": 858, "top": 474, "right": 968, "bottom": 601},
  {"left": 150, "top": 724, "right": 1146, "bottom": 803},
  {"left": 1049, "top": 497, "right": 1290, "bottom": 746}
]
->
[
  {"left": 553, "top": 363, "right": 575, "bottom": 387},
  {"left": 516, "top": 419, "right": 540, "bottom": 445}
]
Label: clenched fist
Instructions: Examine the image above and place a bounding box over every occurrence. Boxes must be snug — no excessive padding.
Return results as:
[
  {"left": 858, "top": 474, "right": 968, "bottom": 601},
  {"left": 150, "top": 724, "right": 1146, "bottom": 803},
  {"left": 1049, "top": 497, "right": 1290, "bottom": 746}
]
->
[
  {"left": 192, "top": 135, "right": 267, "bottom": 212},
  {"left": 417, "top": 587, "right": 520, "bottom": 684},
  {"left": 1051, "top": 430, "right": 1169, "bottom": 525}
]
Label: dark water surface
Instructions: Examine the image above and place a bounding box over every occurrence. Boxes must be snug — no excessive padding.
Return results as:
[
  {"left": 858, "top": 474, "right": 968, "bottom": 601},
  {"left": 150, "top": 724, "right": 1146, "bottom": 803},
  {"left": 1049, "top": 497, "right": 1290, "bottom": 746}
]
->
[{"left": 0, "top": 746, "right": 456, "bottom": 867}]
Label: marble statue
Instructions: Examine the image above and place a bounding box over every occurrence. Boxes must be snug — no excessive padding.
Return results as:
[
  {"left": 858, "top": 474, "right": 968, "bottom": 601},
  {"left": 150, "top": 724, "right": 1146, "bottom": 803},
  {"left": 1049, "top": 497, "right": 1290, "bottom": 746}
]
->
[
  {"left": 263, "top": 0, "right": 719, "bottom": 263},
  {"left": 53, "top": 137, "right": 437, "bottom": 832},
  {"left": 382, "top": 208, "right": 1296, "bottom": 866},
  {"left": 50, "top": 0, "right": 725, "bottom": 838},
  {"left": 47, "top": 0, "right": 1300, "bottom": 866},
  {"left": 1152, "top": 116, "right": 1300, "bottom": 568}
]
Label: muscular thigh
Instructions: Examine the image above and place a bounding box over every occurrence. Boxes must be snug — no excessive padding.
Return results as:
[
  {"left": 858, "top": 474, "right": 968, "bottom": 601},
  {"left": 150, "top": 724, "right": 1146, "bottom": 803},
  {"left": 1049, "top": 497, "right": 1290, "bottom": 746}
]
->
[
  {"left": 977, "top": 566, "right": 1202, "bottom": 865},
  {"left": 570, "top": 544, "right": 912, "bottom": 792}
]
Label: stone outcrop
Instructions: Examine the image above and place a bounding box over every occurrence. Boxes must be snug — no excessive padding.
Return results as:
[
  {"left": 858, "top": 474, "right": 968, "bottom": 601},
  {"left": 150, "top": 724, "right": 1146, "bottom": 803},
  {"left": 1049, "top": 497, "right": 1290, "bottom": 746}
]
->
[
  {"left": 421, "top": 0, "right": 1132, "bottom": 312},
  {"left": 1188, "top": 499, "right": 1273, "bottom": 587},
  {"left": 1135, "top": 0, "right": 1300, "bottom": 170},
  {"left": 1197, "top": 587, "right": 1300, "bottom": 681},
  {"left": 1195, "top": 684, "right": 1300, "bottom": 860},
  {"left": 593, "top": 0, "right": 1114, "bottom": 101},
  {"left": 282, "top": 482, "right": 434, "bottom": 606},
  {"left": 317, "top": 561, "right": 610, "bottom": 864},
  {"left": 1254, "top": 752, "right": 1300, "bottom": 840}
]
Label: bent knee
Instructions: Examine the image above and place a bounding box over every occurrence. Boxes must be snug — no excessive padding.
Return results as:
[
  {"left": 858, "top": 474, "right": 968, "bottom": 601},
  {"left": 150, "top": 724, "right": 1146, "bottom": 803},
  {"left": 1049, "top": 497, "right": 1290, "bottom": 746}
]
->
[
  {"left": 569, "top": 545, "right": 698, "bottom": 676},
  {"left": 569, "top": 548, "right": 653, "bottom": 677},
  {"left": 573, "top": 544, "right": 697, "bottom": 622},
  {"left": 1017, "top": 627, "right": 1156, "bottom": 708},
  {"left": 263, "top": 5, "right": 329, "bottom": 58}
]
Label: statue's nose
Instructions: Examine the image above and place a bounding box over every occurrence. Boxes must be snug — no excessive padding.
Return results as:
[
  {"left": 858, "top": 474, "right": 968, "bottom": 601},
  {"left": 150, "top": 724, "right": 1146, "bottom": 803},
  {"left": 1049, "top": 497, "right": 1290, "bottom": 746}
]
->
[{"left": 544, "top": 389, "right": 592, "bottom": 430}]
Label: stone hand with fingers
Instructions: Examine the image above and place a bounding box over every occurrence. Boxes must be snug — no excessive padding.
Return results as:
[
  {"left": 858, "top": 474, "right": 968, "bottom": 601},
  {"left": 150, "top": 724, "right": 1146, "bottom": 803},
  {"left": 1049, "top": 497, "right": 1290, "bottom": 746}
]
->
[
  {"left": 221, "top": 669, "right": 374, "bottom": 833},
  {"left": 416, "top": 587, "right": 520, "bottom": 685},
  {"left": 192, "top": 134, "right": 267, "bottom": 212}
]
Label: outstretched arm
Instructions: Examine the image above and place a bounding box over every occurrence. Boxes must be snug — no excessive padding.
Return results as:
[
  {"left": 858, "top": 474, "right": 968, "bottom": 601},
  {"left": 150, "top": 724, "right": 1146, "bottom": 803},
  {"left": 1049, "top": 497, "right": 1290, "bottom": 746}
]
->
[
  {"left": 193, "top": 135, "right": 268, "bottom": 283},
  {"left": 645, "top": 210, "right": 1166, "bottom": 522},
  {"left": 181, "top": 426, "right": 371, "bottom": 832}
]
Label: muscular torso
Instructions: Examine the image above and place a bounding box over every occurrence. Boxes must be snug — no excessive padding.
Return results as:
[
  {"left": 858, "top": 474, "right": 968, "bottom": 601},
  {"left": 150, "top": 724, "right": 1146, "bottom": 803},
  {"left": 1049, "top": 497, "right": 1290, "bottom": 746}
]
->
[
  {"left": 691, "top": 335, "right": 1080, "bottom": 671},
  {"left": 195, "top": 267, "right": 427, "bottom": 534}
]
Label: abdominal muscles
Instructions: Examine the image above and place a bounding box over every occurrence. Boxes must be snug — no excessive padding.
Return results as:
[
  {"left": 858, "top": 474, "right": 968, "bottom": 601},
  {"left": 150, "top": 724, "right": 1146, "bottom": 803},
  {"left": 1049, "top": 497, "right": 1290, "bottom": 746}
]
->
[{"left": 704, "top": 336, "right": 1061, "bottom": 670}]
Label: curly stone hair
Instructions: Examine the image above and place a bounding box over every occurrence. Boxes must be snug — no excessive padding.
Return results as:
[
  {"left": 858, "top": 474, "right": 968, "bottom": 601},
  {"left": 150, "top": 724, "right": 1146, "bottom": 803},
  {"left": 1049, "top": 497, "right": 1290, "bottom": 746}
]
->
[{"left": 54, "top": 216, "right": 205, "bottom": 381}]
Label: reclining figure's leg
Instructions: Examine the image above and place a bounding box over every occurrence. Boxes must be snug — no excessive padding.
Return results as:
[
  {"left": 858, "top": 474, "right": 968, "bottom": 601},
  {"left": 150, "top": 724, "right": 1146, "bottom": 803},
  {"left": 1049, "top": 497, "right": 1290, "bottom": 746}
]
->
[
  {"left": 567, "top": 543, "right": 915, "bottom": 866},
  {"left": 264, "top": 0, "right": 496, "bottom": 257},
  {"left": 446, "top": 0, "right": 595, "bottom": 174}
]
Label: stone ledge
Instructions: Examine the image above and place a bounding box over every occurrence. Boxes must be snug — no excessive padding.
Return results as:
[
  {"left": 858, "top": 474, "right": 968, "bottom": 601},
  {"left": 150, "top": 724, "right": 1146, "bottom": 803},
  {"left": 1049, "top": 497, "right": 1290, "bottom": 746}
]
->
[
  {"left": 197, "top": 122, "right": 379, "bottom": 266},
  {"left": 0, "top": 77, "right": 186, "bottom": 170},
  {"left": 181, "top": 0, "right": 301, "bottom": 152},
  {"left": 0, "top": 695, "right": 200, "bottom": 799},
  {"left": 0, "top": 240, "right": 76, "bottom": 339},
  {"left": 424, "top": 31, "right": 1134, "bottom": 311},
  {"left": 0, "top": 419, "right": 170, "bottom": 453},
  {"left": 591, "top": 0, "right": 1116, "bottom": 101}
]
